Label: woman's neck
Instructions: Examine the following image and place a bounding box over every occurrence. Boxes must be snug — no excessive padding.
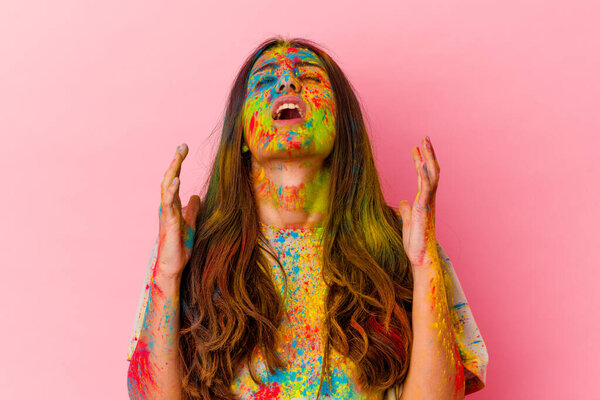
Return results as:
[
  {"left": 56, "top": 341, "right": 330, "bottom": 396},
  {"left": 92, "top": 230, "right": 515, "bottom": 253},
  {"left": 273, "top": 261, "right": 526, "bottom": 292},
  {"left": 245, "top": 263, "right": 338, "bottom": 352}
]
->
[{"left": 250, "top": 156, "right": 330, "bottom": 229}]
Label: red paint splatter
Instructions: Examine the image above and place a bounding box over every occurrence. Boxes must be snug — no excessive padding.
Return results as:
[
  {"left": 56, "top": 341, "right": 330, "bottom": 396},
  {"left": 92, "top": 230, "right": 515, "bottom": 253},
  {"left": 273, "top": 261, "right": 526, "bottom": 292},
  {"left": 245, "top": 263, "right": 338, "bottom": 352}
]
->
[
  {"left": 367, "top": 316, "right": 406, "bottom": 361},
  {"left": 152, "top": 282, "right": 164, "bottom": 299},
  {"left": 302, "top": 324, "right": 320, "bottom": 351},
  {"left": 127, "top": 338, "right": 158, "bottom": 398},
  {"left": 430, "top": 276, "right": 437, "bottom": 311},
  {"left": 249, "top": 113, "right": 256, "bottom": 134},
  {"left": 254, "top": 382, "right": 281, "bottom": 399},
  {"left": 310, "top": 96, "right": 322, "bottom": 108},
  {"left": 453, "top": 342, "right": 466, "bottom": 397}
]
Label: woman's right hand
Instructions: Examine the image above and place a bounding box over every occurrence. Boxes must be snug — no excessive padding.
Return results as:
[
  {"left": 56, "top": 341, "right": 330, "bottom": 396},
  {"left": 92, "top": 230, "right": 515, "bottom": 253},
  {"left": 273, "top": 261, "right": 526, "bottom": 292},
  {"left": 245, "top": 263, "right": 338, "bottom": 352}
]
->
[{"left": 157, "top": 143, "right": 201, "bottom": 280}]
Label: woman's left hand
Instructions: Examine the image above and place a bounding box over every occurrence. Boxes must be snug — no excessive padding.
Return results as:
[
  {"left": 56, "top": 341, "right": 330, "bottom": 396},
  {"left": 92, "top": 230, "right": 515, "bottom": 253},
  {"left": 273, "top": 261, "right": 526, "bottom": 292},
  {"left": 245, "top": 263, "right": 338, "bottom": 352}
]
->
[{"left": 398, "top": 136, "right": 441, "bottom": 268}]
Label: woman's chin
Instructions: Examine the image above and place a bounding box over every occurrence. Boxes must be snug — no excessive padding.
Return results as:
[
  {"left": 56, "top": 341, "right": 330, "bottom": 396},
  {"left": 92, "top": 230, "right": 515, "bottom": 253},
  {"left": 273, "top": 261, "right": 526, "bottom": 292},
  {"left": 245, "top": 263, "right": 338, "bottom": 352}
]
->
[
  {"left": 256, "top": 144, "right": 333, "bottom": 162},
  {"left": 249, "top": 125, "right": 335, "bottom": 160}
]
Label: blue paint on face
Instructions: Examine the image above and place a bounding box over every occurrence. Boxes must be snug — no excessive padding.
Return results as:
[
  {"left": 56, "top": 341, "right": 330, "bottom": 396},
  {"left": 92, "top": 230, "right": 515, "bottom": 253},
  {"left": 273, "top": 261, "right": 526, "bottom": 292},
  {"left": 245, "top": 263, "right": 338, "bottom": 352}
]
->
[{"left": 242, "top": 45, "right": 337, "bottom": 159}]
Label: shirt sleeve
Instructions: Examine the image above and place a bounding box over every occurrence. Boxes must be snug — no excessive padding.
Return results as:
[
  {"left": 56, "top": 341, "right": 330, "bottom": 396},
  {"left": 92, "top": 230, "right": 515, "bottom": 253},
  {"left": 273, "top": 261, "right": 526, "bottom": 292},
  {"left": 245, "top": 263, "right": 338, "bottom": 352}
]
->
[
  {"left": 126, "top": 233, "right": 160, "bottom": 362},
  {"left": 436, "top": 240, "right": 489, "bottom": 395},
  {"left": 383, "top": 240, "right": 488, "bottom": 398}
]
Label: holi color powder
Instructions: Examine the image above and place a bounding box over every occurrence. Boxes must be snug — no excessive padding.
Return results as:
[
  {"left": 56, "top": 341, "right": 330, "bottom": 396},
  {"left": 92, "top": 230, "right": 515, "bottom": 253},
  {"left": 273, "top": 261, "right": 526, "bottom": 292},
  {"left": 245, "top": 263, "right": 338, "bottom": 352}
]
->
[
  {"left": 127, "top": 220, "right": 488, "bottom": 398},
  {"left": 230, "top": 224, "right": 383, "bottom": 400},
  {"left": 242, "top": 46, "right": 336, "bottom": 161},
  {"left": 127, "top": 338, "right": 158, "bottom": 399},
  {"left": 228, "top": 224, "right": 488, "bottom": 398}
]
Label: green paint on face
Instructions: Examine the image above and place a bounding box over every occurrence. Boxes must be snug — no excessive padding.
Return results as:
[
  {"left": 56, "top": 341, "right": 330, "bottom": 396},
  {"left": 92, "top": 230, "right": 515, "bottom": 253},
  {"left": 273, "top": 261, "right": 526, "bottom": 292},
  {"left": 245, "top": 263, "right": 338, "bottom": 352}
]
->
[
  {"left": 251, "top": 166, "right": 331, "bottom": 213},
  {"left": 242, "top": 45, "right": 337, "bottom": 159}
]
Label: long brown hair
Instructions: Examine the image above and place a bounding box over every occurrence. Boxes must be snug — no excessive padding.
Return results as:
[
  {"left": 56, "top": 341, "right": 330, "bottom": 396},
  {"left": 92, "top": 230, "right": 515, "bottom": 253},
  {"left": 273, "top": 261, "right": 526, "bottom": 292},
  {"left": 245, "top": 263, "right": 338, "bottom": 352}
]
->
[{"left": 178, "top": 37, "right": 414, "bottom": 399}]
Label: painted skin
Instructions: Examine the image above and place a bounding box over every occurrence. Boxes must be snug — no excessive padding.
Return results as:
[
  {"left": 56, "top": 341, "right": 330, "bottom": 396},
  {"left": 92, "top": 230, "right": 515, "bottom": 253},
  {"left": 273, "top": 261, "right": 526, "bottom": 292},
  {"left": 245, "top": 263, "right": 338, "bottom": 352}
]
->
[
  {"left": 233, "top": 45, "right": 379, "bottom": 398},
  {"left": 242, "top": 45, "right": 336, "bottom": 161},
  {"left": 242, "top": 45, "right": 336, "bottom": 226},
  {"left": 396, "top": 138, "right": 466, "bottom": 399},
  {"left": 230, "top": 224, "right": 383, "bottom": 399},
  {"left": 128, "top": 45, "right": 486, "bottom": 399},
  {"left": 237, "top": 46, "right": 464, "bottom": 399}
]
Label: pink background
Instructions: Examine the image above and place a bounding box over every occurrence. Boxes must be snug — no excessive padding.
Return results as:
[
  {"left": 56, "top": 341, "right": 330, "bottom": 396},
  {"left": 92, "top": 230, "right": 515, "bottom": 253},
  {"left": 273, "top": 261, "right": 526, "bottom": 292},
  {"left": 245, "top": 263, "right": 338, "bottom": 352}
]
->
[{"left": 1, "top": 1, "right": 598, "bottom": 399}]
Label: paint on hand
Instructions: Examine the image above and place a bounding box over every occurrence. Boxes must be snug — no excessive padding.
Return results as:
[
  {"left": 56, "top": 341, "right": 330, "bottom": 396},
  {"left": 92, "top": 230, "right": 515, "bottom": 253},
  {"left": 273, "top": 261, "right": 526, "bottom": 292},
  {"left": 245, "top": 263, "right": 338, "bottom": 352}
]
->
[
  {"left": 128, "top": 270, "right": 179, "bottom": 398},
  {"left": 127, "top": 337, "right": 158, "bottom": 399}
]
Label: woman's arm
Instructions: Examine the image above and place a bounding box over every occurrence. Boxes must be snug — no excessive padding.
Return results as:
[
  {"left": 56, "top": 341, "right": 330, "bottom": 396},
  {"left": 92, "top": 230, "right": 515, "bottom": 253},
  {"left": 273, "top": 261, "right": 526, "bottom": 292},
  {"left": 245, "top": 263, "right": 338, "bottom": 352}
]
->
[
  {"left": 397, "top": 137, "right": 465, "bottom": 399},
  {"left": 400, "top": 254, "right": 465, "bottom": 400},
  {"left": 127, "top": 144, "right": 200, "bottom": 399},
  {"left": 127, "top": 270, "right": 183, "bottom": 400}
]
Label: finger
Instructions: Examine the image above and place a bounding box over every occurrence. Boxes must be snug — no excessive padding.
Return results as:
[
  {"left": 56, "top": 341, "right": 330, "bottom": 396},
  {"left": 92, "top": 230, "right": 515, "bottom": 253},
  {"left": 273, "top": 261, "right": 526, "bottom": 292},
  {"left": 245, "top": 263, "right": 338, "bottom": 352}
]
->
[
  {"left": 181, "top": 195, "right": 200, "bottom": 253},
  {"left": 161, "top": 144, "right": 189, "bottom": 196},
  {"left": 398, "top": 200, "right": 411, "bottom": 241},
  {"left": 173, "top": 180, "right": 182, "bottom": 211},
  {"left": 416, "top": 145, "right": 432, "bottom": 188},
  {"left": 162, "top": 177, "right": 182, "bottom": 223},
  {"left": 173, "top": 143, "right": 188, "bottom": 178},
  {"left": 422, "top": 136, "right": 440, "bottom": 188},
  {"left": 425, "top": 136, "right": 440, "bottom": 170},
  {"left": 413, "top": 147, "right": 432, "bottom": 212},
  {"left": 182, "top": 195, "right": 201, "bottom": 228},
  {"left": 411, "top": 147, "right": 422, "bottom": 196},
  {"left": 414, "top": 147, "right": 431, "bottom": 209}
]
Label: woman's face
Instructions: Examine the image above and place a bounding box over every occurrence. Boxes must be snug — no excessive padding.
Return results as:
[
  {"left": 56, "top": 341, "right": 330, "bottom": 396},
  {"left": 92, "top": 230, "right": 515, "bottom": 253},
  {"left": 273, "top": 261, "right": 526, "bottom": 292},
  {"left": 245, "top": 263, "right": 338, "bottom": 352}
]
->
[{"left": 242, "top": 45, "right": 337, "bottom": 161}]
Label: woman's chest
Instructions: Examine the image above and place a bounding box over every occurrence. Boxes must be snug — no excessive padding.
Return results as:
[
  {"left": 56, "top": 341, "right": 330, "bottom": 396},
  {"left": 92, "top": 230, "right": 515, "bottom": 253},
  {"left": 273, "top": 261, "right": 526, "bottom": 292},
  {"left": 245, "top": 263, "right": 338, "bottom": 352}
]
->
[{"left": 230, "top": 231, "right": 383, "bottom": 399}]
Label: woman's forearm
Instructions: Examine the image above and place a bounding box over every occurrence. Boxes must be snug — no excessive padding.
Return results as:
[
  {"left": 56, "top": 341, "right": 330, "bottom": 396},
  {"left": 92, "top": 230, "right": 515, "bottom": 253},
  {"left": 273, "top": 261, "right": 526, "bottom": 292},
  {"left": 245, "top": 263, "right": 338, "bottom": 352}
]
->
[
  {"left": 401, "top": 255, "right": 465, "bottom": 400},
  {"left": 127, "top": 270, "right": 183, "bottom": 400}
]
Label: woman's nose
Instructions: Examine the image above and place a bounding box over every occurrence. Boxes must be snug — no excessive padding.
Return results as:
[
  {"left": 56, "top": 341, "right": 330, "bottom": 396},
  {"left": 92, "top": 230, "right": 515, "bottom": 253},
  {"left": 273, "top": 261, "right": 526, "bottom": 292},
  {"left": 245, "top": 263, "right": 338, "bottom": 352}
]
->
[{"left": 276, "top": 72, "right": 301, "bottom": 94}]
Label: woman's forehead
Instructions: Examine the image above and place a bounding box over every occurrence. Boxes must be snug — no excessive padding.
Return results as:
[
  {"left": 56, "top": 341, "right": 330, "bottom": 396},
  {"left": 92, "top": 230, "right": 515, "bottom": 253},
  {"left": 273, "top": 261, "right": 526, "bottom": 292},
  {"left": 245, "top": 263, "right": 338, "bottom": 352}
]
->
[{"left": 251, "top": 45, "right": 324, "bottom": 73}]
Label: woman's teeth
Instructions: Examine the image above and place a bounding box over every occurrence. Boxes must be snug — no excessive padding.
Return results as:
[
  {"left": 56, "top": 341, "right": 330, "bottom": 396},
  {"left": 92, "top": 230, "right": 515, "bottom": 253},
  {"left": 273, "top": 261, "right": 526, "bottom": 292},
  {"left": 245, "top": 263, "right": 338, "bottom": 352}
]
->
[{"left": 275, "top": 103, "right": 303, "bottom": 119}]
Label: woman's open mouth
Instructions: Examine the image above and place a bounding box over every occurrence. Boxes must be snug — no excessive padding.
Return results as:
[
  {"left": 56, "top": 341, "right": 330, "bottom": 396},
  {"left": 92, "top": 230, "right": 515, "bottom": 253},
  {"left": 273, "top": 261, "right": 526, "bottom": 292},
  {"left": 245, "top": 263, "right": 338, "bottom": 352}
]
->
[{"left": 271, "top": 95, "right": 307, "bottom": 126}]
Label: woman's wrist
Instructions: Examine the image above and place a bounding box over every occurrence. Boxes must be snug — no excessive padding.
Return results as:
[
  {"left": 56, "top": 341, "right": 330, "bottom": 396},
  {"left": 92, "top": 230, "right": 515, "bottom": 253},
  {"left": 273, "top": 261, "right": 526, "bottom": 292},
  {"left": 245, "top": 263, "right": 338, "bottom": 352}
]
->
[
  {"left": 153, "top": 265, "right": 183, "bottom": 289},
  {"left": 411, "top": 253, "right": 442, "bottom": 274}
]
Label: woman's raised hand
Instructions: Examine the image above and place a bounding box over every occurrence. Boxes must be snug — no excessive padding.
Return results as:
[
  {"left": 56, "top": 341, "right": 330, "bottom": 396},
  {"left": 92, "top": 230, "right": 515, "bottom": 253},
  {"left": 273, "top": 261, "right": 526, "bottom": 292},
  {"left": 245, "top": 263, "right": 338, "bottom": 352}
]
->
[
  {"left": 397, "top": 136, "right": 441, "bottom": 268},
  {"left": 157, "top": 143, "right": 201, "bottom": 279}
]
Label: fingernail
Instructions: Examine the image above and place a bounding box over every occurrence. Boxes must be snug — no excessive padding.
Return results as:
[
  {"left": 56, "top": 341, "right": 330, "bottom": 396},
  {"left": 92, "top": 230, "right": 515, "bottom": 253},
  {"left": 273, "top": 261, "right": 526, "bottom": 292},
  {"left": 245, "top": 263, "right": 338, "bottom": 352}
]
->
[
  {"left": 172, "top": 177, "right": 178, "bottom": 185},
  {"left": 177, "top": 144, "right": 185, "bottom": 153}
]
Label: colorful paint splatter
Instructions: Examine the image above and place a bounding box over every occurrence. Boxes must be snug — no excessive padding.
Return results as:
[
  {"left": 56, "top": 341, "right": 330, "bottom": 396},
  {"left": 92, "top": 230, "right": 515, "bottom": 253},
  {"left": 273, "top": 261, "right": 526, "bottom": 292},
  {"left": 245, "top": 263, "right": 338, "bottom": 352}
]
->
[
  {"left": 231, "top": 223, "right": 384, "bottom": 399},
  {"left": 243, "top": 46, "right": 336, "bottom": 160},
  {"left": 127, "top": 225, "right": 488, "bottom": 399}
]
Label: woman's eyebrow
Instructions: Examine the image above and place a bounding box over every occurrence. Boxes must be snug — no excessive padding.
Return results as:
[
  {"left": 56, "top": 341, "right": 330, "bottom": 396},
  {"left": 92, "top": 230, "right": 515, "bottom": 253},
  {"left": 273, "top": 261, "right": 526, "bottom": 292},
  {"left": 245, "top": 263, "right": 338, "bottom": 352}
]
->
[
  {"left": 250, "top": 61, "right": 278, "bottom": 77},
  {"left": 250, "top": 60, "right": 326, "bottom": 77},
  {"left": 296, "top": 61, "right": 326, "bottom": 71}
]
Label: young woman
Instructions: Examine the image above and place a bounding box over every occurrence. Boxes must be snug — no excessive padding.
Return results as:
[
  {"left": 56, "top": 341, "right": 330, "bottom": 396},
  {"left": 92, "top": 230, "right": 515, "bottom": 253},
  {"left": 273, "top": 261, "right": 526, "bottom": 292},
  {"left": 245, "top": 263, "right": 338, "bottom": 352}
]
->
[{"left": 126, "top": 37, "right": 488, "bottom": 400}]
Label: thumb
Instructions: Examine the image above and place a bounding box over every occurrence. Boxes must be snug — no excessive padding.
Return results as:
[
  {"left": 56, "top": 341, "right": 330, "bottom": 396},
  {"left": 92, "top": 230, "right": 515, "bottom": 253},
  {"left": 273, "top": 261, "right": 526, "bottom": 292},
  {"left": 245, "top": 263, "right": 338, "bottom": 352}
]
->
[
  {"left": 182, "top": 195, "right": 201, "bottom": 228},
  {"left": 398, "top": 200, "right": 411, "bottom": 238}
]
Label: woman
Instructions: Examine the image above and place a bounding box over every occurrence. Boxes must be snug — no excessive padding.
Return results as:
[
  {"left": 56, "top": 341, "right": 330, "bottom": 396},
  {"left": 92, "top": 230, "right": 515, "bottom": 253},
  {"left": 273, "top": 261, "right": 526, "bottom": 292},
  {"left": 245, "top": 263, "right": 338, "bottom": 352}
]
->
[{"left": 126, "top": 37, "right": 488, "bottom": 400}]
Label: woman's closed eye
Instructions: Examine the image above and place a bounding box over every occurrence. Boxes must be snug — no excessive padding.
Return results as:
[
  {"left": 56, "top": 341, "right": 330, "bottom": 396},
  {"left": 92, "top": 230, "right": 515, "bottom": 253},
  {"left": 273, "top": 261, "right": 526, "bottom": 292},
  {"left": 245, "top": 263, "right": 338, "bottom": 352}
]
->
[
  {"left": 300, "top": 73, "right": 321, "bottom": 83},
  {"left": 256, "top": 73, "right": 321, "bottom": 89},
  {"left": 256, "top": 76, "right": 276, "bottom": 88}
]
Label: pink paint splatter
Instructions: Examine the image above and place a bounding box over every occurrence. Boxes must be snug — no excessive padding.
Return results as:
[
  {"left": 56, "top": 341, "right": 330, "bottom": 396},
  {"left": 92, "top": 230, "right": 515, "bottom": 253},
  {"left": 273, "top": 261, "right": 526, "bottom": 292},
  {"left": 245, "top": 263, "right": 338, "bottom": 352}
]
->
[
  {"left": 254, "top": 382, "right": 281, "bottom": 399},
  {"left": 127, "top": 338, "right": 158, "bottom": 398}
]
